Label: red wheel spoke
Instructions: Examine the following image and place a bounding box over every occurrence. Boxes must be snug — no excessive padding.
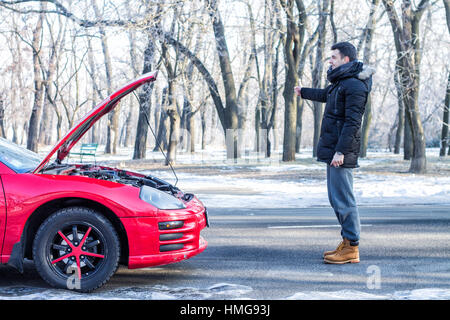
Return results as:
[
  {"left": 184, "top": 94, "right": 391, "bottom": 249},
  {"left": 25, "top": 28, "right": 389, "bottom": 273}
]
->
[
  {"left": 75, "top": 256, "right": 82, "bottom": 280},
  {"left": 83, "top": 252, "right": 105, "bottom": 259},
  {"left": 51, "top": 253, "right": 72, "bottom": 264},
  {"left": 79, "top": 227, "right": 92, "bottom": 247},
  {"left": 58, "top": 231, "right": 75, "bottom": 249}
]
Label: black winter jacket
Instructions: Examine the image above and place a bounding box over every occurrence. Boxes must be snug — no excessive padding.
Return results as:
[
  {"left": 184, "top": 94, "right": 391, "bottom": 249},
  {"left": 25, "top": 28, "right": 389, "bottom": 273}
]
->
[{"left": 301, "top": 61, "right": 374, "bottom": 168}]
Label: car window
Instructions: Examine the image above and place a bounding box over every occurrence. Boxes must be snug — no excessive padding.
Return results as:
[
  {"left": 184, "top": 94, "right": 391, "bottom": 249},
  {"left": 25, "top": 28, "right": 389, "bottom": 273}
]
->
[{"left": 0, "top": 137, "right": 42, "bottom": 173}]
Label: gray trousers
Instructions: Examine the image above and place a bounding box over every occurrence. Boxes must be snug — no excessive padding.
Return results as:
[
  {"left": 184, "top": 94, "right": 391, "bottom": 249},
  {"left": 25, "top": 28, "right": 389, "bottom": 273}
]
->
[{"left": 326, "top": 165, "right": 360, "bottom": 245}]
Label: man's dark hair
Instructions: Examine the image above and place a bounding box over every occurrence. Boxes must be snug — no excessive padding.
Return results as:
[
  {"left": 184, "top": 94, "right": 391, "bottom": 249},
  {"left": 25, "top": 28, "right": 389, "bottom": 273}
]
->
[{"left": 331, "top": 42, "right": 357, "bottom": 61}]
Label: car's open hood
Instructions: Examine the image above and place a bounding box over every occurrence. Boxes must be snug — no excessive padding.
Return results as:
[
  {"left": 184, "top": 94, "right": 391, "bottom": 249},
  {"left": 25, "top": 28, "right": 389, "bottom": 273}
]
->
[{"left": 33, "top": 70, "right": 158, "bottom": 174}]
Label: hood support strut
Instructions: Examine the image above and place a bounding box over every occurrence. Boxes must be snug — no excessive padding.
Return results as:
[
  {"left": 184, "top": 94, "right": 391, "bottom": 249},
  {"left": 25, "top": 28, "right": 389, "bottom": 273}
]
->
[{"left": 131, "top": 91, "right": 179, "bottom": 187}]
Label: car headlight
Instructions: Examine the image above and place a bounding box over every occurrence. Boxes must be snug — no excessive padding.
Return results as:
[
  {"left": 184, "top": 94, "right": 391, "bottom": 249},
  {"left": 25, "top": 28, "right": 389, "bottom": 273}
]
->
[{"left": 139, "top": 185, "right": 186, "bottom": 209}]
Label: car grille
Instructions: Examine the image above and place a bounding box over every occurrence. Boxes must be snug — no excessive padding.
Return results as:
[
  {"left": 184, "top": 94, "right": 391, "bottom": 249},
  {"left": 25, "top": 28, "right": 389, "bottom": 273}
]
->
[{"left": 158, "top": 216, "right": 199, "bottom": 253}]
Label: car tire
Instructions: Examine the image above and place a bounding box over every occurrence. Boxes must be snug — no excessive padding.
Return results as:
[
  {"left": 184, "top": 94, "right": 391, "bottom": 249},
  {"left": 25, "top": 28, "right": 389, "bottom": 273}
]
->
[{"left": 32, "top": 207, "right": 120, "bottom": 292}]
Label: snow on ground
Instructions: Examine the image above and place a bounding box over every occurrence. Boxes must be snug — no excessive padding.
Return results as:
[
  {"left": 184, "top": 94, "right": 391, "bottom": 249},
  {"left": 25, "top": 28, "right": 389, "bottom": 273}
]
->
[
  {"left": 39, "top": 144, "right": 449, "bottom": 208},
  {"left": 0, "top": 283, "right": 253, "bottom": 300},
  {"left": 36, "top": 144, "right": 450, "bottom": 208},
  {"left": 1, "top": 284, "right": 450, "bottom": 300},
  {"left": 143, "top": 168, "right": 450, "bottom": 209},
  {"left": 129, "top": 147, "right": 450, "bottom": 209},
  {"left": 286, "top": 288, "right": 450, "bottom": 300}
]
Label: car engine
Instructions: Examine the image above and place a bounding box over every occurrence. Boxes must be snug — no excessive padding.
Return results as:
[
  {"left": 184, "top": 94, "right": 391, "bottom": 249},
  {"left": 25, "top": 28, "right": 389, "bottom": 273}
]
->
[{"left": 42, "top": 163, "right": 190, "bottom": 199}]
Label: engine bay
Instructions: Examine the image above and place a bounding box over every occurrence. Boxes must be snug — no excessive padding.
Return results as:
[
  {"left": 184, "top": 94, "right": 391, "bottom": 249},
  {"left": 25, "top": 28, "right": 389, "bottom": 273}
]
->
[{"left": 41, "top": 163, "right": 191, "bottom": 200}]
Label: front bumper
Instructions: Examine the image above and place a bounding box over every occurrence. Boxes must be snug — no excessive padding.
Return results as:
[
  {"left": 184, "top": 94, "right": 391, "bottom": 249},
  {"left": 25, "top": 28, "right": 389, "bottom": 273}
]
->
[
  {"left": 121, "top": 199, "right": 208, "bottom": 269},
  {"left": 128, "top": 236, "right": 207, "bottom": 269}
]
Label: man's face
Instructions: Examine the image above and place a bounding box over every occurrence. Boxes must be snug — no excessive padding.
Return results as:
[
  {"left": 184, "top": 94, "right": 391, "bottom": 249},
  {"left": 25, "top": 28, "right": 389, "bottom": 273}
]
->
[{"left": 329, "top": 49, "right": 350, "bottom": 70}]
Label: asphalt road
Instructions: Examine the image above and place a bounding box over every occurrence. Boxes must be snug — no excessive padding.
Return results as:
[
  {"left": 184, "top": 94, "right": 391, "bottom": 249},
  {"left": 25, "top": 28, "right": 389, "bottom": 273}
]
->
[{"left": 0, "top": 205, "right": 449, "bottom": 299}]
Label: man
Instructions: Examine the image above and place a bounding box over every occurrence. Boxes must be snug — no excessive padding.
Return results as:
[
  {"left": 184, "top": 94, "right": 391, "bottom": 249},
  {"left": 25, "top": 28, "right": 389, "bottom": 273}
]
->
[{"left": 294, "top": 42, "right": 374, "bottom": 264}]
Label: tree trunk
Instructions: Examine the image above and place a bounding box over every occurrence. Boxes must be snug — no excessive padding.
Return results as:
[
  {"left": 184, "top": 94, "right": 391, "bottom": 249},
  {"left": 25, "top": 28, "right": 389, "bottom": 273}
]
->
[
  {"left": 201, "top": 112, "right": 207, "bottom": 150},
  {"left": 440, "top": 71, "right": 450, "bottom": 157},
  {"left": 295, "top": 98, "right": 304, "bottom": 152},
  {"left": 282, "top": 54, "right": 298, "bottom": 161},
  {"left": 165, "top": 108, "right": 180, "bottom": 165},
  {"left": 393, "top": 63, "right": 404, "bottom": 154},
  {"left": 124, "top": 29, "right": 140, "bottom": 147},
  {"left": 133, "top": 28, "right": 156, "bottom": 159},
  {"left": 440, "top": 0, "right": 450, "bottom": 156},
  {"left": 0, "top": 97, "right": 5, "bottom": 138},
  {"left": 206, "top": 0, "right": 240, "bottom": 159},
  {"left": 153, "top": 88, "right": 169, "bottom": 153},
  {"left": 159, "top": 30, "right": 180, "bottom": 164},
  {"left": 280, "top": 0, "right": 302, "bottom": 162},
  {"left": 38, "top": 99, "right": 51, "bottom": 145},
  {"left": 187, "top": 108, "right": 195, "bottom": 153},
  {"left": 382, "top": 0, "right": 428, "bottom": 173},
  {"left": 359, "top": 0, "right": 380, "bottom": 158},
  {"left": 41, "top": 14, "right": 65, "bottom": 146},
  {"left": 92, "top": 0, "right": 117, "bottom": 154},
  {"left": 254, "top": 0, "right": 283, "bottom": 158},
  {"left": 280, "top": 0, "right": 319, "bottom": 160},
  {"left": 269, "top": 38, "right": 281, "bottom": 157},
  {"left": 404, "top": 108, "right": 413, "bottom": 160},
  {"left": 180, "top": 26, "right": 202, "bottom": 154},
  {"left": 311, "top": 0, "right": 329, "bottom": 158},
  {"left": 27, "top": 4, "right": 45, "bottom": 152}
]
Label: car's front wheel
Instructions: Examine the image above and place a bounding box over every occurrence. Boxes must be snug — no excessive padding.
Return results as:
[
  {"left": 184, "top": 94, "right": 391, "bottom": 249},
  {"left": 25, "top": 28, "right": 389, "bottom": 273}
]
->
[{"left": 33, "top": 207, "right": 120, "bottom": 292}]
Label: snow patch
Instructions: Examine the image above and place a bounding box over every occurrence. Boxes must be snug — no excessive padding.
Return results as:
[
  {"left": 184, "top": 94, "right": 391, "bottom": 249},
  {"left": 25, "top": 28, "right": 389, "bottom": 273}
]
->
[
  {"left": 0, "top": 283, "right": 253, "bottom": 300},
  {"left": 287, "top": 288, "right": 450, "bottom": 300},
  {"left": 392, "top": 288, "right": 450, "bottom": 300},
  {"left": 148, "top": 170, "right": 450, "bottom": 209},
  {"left": 287, "top": 289, "right": 387, "bottom": 300},
  {"left": 207, "top": 283, "right": 253, "bottom": 296},
  {"left": 2, "top": 285, "right": 450, "bottom": 300}
]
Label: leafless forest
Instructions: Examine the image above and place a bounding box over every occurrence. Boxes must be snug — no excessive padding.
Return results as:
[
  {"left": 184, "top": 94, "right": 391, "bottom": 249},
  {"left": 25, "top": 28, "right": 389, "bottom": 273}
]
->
[{"left": 0, "top": 0, "right": 449, "bottom": 173}]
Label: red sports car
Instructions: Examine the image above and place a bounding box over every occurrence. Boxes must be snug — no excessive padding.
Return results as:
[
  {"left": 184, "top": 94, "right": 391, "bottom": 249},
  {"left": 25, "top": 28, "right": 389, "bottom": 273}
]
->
[{"left": 0, "top": 71, "right": 208, "bottom": 292}]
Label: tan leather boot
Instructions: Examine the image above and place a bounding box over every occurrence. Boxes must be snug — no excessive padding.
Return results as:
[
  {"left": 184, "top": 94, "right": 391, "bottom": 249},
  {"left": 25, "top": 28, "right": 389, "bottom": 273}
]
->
[
  {"left": 323, "top": 240, "right": 345, "bottom": 258},
  {"left": 323, "top": 238, "right": 360, "bottom": 264}
]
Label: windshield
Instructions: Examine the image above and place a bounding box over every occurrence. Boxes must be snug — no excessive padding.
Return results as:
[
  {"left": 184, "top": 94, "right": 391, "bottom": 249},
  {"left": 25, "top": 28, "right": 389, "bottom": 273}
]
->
[{"left": 0, "top": 137, "right": 42, "bottom": 173}]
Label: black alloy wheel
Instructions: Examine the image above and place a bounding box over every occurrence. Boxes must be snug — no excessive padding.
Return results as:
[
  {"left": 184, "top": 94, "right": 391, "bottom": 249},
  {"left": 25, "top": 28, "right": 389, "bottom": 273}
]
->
[{"left": 33, "top": 207, "right": 120, "bottom": 292}]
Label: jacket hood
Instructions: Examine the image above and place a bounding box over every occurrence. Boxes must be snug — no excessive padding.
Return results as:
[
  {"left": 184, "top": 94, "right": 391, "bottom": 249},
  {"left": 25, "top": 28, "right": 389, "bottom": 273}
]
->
[
  {"left": 33, "top": 70, "right": 158, "bottom": 174},
  {"left": 357, "top": 65, "right": 375, "bottom": 91},
  {"left": 357, "top": 65, "right": 376, "bottom": 80}
]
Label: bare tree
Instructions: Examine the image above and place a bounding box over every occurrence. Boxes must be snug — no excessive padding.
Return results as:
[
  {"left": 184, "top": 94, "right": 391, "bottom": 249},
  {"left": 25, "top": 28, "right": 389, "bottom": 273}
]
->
[
  {"left": 205, "top": 0, "right": 241, "bottom": 159},
  {"left": 440, "top": 0, "right": 450, "bottom": 156},
  {"left": 159, "top": 6, "right": 181, "bottom": 165},
  {"left": 359, "top": 0, "right": 381, "bottom": 158},
  {"left": 310, "top": 0, "right": 330, "bottom": 158},
  {"left": 133, "top": 33, "right": 157, "bottom": 159},
  {"left": 393, "top": 63, "right": 405, "bottom": 154},
  {"left": 133, "top": 0, "right": 159, "bottom": 160},
  {"left": 91, "top": 0, "right": 118, "bottom": 154},
  {"left": 40, "top": 13, "right": 66, "bottom": 145},
  {"left": 252, "top": 0, "right": 282, "bottom": 157},
  {"left": 26, "top": 2, "right": 46, "bottom": 152},
  {"left": 382, "top": 0, "right": 429, "bottom": 173},
  {"left": 279, "top": 0, "right": 319, "bottom": 161}
]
